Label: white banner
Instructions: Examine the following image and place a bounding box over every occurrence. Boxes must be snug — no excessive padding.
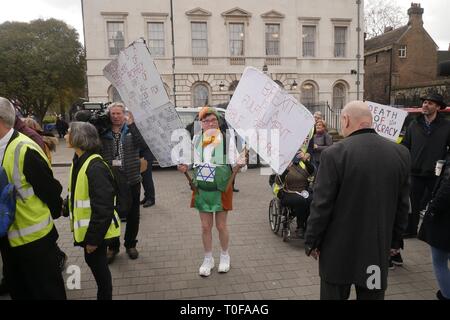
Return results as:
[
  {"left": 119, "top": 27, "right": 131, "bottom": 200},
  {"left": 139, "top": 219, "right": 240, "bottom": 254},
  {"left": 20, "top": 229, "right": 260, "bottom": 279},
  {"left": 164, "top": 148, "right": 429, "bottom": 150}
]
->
[
  {"left": 103, "top": 41, "right": 185, "bottom": 167},
  {"left": 225, "top": 67, "right": 315, "bottom": 174},
  {"left": 367, "top": 101, "right": 408, "bottom": 142}
]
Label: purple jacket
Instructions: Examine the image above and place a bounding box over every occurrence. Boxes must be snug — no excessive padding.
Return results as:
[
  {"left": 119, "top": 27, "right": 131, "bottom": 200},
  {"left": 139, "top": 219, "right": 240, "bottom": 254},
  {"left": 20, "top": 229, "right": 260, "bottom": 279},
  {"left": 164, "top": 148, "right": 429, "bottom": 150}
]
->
[{"left": 14, "top": 116, "right": 46, "bottom": 151}]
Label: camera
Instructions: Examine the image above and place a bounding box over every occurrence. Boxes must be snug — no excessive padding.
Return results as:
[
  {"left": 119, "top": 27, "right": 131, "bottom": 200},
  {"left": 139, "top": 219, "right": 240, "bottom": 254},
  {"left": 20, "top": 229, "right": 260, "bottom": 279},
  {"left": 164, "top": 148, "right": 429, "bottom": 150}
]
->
[{"left": 74, "top": 102, "right": 111, "bottom": 135}]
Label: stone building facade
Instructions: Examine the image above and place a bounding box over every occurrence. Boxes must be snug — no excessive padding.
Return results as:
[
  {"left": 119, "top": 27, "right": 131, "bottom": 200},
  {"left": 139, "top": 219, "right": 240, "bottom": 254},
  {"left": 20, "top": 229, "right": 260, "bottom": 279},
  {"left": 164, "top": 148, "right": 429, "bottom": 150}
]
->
[{"left": 82, "top": 0, "right": 364, "bottom": 110}]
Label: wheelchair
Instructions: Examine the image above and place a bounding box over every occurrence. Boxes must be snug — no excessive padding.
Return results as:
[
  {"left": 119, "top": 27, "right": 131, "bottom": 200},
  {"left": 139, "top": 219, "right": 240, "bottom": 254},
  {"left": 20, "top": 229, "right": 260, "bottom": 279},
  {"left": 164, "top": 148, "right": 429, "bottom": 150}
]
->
[{"left": 268, "top": 197, "right": 298, "bottom": 242}]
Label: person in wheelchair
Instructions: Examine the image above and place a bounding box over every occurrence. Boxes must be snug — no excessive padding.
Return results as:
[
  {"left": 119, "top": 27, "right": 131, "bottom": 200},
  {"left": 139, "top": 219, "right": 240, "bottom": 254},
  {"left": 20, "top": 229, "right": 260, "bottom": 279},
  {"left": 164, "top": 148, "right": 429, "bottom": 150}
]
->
[{"left": 269, "top": 151, "right": 314, "bottom": 239}]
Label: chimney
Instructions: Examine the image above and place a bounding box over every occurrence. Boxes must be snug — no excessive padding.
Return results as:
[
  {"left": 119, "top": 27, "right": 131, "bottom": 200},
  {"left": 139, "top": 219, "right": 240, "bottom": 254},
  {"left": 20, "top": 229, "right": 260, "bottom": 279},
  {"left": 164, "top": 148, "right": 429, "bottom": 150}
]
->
[
  {"left": 408, "top": 3, "right": 424, "bottom": 27},
  {"left": 384, "top": 26, "right": 393, "bottom": 33}
]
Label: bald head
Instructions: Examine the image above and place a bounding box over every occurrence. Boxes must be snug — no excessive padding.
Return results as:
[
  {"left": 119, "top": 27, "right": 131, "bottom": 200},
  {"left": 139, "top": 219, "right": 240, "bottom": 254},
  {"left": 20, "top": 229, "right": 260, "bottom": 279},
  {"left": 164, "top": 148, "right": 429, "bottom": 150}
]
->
[
  {"left": 0, "top": 97, "right": 16, "bottom": 128},
  {"left": 340, "top": 101, "right": 373, "bottom": 137}
]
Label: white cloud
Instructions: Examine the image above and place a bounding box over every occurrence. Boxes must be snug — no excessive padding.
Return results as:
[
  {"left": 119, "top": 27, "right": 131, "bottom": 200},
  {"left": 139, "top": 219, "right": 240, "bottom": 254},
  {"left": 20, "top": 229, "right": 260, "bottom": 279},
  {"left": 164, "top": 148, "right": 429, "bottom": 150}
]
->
[
  {"left": 0, "top": 0, "right": 84, "bottom": 44},
  {"left": 367, "top": 0, "right": 450, "bottom": 50}
]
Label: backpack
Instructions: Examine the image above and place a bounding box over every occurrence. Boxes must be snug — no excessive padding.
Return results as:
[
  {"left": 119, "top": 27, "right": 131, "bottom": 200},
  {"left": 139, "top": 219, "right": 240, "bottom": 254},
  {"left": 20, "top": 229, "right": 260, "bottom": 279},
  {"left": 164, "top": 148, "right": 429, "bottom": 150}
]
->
[{"left": 0, "top": 166, "right": 16, "bottom": 237}]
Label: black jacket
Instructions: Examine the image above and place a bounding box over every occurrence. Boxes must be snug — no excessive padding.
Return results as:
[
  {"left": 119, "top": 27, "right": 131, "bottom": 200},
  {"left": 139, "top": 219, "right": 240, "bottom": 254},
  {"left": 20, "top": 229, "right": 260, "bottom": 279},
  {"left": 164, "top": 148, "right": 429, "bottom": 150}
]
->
[
  {"left": 419, "top": 157, "right": 450, "bottom": 252},
  {"left": 70, "top": 152, "right": 118, "bottom": 247},
  {"left": 402, "top": 113, "right": 450, "bottom": 177},
  {"left": 100, "top": 123, "right": 147, "bottom": 186},
  {"left": 305, "top": 129, "right": 410, "bottom": 290}
]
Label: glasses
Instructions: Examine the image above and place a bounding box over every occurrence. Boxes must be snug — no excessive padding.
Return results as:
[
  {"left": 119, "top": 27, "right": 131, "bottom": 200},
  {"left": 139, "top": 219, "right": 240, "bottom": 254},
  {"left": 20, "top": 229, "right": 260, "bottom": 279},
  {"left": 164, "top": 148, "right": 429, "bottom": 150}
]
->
[{"left": 201, "top": 118, "right": 218, "bottom": 124}]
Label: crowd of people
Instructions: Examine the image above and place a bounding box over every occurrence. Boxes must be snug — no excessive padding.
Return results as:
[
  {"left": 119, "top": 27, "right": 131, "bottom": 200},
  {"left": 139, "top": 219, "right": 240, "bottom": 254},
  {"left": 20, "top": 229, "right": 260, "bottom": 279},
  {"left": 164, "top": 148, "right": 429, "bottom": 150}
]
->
[{"left": 0, "top": 92, "right": 449, "bottom": 301}]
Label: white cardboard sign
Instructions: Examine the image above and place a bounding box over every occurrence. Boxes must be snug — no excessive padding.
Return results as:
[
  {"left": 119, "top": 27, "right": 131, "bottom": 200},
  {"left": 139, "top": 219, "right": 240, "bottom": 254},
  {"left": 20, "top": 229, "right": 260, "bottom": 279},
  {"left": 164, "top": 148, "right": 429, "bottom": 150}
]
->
[
  {"left": 367, "top": 101, "right": 408, "bottom": 142},
  {"left": 103, "top": 42, "right": 185, "bottom": 167},
  {"left": 225, "top": 67, "right": 315, "bottom": 174}
]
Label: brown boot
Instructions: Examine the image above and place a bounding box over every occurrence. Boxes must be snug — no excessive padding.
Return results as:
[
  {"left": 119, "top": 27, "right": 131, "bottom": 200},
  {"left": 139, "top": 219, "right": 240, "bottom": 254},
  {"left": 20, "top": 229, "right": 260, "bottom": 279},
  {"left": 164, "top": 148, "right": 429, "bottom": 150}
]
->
[
  {"left": 107, "top": 248, "right": 119, "bottom": 264},
  {"left": 126, "top": 248, "right": 139, "bottom": 260}
]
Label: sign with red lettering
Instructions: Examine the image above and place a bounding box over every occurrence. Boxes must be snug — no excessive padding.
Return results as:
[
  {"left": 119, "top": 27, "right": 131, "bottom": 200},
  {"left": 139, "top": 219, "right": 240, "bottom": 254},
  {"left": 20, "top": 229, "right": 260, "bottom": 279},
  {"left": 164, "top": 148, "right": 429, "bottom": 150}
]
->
[{"left": 367, "top": 101, "right": 408, "bottom": 142}]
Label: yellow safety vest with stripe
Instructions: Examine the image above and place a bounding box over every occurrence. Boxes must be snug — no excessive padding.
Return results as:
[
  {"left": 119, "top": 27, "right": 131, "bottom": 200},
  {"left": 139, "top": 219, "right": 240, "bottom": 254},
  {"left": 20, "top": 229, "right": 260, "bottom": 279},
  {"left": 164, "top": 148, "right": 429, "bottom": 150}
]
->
[
  {"left": 68, "top": 154, "right": 120, "bottom": 243},
  {"left": 2, "top": 133, "right": 54, "bottom": 247},
  {"left": 300, "top": 127, "right": 315, "bottom": 153},
  {"left": 273, "top": 161, "right": 307, "bottom": 196}
]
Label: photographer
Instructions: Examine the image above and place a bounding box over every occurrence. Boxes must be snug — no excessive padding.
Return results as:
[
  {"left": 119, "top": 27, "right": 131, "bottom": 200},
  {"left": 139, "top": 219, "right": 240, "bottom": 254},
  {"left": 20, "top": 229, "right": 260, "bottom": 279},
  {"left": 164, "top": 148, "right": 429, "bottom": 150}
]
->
[{"left": 99, "top": 102, "right": 147, "bottom": 264}]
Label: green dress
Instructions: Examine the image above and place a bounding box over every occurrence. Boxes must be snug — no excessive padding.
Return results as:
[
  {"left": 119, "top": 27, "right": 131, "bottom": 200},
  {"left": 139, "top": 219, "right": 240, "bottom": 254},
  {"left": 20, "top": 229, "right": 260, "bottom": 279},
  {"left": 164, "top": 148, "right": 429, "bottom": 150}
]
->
[{"left": 191, "top": 132, "right": 232, "bottom": 212}]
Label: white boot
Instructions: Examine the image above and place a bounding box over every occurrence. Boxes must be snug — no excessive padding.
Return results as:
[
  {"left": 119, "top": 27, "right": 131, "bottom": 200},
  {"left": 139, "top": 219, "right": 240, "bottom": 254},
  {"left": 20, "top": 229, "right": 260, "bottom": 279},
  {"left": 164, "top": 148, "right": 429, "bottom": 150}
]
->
[
  {"left": 199, "top": 257, "right": 215, "bottom": 277},
  {"left": 218, "top": 254, "right": 230, "bottom": 273}
]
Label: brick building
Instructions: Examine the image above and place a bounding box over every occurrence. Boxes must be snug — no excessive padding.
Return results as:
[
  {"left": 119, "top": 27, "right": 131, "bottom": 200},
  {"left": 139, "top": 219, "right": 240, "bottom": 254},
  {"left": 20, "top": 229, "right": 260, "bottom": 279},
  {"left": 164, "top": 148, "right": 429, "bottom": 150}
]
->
[{"left": 364, "top": 3, "right": 448, "bottom": 106}]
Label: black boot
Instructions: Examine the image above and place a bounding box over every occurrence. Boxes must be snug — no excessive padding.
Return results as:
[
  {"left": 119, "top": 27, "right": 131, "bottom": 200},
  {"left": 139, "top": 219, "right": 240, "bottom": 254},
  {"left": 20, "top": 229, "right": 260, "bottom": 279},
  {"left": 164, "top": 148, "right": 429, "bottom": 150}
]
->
[
  {"left": 437, "top": 290, "right": 450, "bottom": 300},
  {"left": 0, "top": 278, "right": 9, "bottom": 296}
]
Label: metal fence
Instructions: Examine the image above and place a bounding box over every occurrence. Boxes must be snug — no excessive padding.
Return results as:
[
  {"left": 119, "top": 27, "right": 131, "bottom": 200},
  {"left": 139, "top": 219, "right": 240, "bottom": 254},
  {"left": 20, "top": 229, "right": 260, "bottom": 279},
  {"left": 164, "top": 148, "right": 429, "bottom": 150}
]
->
[{"left": 305, "top": 102, "right": 342, "bottom": 132}]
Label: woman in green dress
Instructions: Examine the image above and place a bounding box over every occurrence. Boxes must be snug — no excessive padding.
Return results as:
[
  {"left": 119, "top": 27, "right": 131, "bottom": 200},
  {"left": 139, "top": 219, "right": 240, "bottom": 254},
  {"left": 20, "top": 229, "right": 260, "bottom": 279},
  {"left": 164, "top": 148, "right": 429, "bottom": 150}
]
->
[{"left": 177, "top": 107, "right": 245, "bottom": 277}]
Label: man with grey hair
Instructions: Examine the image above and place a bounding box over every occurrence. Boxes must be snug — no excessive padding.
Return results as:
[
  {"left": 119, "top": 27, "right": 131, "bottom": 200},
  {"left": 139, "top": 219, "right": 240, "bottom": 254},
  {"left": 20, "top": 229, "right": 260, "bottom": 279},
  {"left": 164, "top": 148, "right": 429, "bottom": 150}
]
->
[
  {"left": 100, "top": 102, "right": 147, "bottom": 263},
  {"left": 305, "top": 101, "right": 410, "bottom": 300},
  {"left": 0, "top": 97, "right": 66, "bottom": 299}
]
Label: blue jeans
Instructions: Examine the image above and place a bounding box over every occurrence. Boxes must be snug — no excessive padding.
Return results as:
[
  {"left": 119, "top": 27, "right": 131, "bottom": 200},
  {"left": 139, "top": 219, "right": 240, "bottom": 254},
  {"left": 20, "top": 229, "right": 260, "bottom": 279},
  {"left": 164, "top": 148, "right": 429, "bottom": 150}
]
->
[{"left": 431, "top": 246, "right": 450, "bottom": 298}]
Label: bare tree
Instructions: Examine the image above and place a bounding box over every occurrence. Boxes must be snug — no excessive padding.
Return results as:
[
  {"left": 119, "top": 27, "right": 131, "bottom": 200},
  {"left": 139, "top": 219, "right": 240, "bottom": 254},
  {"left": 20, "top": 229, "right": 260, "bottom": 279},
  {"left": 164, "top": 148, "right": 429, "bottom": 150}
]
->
[{"left": 364, "top": 0, "right": 407, "bottom": 39}]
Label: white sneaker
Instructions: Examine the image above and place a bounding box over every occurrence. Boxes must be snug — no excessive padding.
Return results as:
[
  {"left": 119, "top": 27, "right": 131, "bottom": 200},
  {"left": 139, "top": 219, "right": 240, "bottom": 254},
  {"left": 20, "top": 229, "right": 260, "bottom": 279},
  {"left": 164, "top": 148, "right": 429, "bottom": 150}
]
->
[
  {"left": 199, "top": 257, "right": 215, "bottom": 277},
  {"left": 218, "top": 254, "right": 231, "bottom": 273}
]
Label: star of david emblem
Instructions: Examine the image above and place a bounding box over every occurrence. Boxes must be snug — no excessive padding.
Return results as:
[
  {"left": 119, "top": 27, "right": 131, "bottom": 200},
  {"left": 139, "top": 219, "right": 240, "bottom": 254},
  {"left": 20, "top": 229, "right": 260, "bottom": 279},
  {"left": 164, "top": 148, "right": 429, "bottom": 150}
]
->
[{"left": 196, "top": 163, "right": 216, "bottom": 182}]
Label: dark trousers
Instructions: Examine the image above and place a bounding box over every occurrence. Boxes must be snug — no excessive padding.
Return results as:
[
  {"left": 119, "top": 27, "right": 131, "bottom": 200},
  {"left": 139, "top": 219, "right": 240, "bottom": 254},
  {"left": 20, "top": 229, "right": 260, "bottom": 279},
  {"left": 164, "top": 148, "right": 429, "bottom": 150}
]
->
[
  {"left": 110, "top": 183, "right": 141, "bottom": 249},
  {"left": 320, "top": 279, "right": 385, "bottom": 300},
  {"left": 408, "top": 176, "right": 437, "bottom": 235},
  {"left": 141, "top": 149, "right": 155, "bottom": 202},
  {"left": 84, "top": 244, "right": 112, "bottom": 300},
  {"left": 0, "top": 237, "right": 66, "bottom": 300},
  {"left": 280, "top": 192, "right": 311, "bottom": 228}
]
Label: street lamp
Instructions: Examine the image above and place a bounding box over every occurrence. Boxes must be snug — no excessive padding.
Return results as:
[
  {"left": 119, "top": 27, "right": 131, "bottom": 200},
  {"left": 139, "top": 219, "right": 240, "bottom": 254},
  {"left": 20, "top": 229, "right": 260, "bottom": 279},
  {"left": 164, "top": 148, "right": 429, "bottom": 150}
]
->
[
  {"left": 291, "top": 80, "right": 298, "bottom": 90},
  {"left": 262, "top": 64, "right": 268, "bottom": 74},
  {"left": 219, "top": 81, "right": 225, "bottom": 91}
]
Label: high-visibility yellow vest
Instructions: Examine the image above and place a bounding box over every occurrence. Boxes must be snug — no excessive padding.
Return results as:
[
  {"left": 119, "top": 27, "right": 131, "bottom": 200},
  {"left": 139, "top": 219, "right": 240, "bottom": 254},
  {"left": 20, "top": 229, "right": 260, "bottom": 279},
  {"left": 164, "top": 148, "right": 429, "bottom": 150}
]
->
[
  {"left": 273, "top": 161, "right": 307, "bottom": 196},
  {"left": 300, "top": 128, "right": 315, "bottom": 153},
  {"left": 3, "top": 133, "right": 54, "bottom": 247},
  {"left": 68, "top": 154, "right": 120, "bottom": 243}
]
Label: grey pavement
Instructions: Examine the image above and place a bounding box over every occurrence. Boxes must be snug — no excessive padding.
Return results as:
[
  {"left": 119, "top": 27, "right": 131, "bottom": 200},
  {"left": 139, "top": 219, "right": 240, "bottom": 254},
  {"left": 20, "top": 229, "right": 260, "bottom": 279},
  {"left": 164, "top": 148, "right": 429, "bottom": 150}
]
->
[{"left": 1, "top": 139, "right": 440, "bottom": 300}]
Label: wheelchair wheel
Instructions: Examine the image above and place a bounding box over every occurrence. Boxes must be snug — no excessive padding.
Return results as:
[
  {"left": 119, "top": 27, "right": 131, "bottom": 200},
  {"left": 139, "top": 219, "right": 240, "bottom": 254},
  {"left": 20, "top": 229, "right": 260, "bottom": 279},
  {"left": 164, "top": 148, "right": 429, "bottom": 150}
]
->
[{"left": 269, "top": 198, "right": 281, "bottom": 233}]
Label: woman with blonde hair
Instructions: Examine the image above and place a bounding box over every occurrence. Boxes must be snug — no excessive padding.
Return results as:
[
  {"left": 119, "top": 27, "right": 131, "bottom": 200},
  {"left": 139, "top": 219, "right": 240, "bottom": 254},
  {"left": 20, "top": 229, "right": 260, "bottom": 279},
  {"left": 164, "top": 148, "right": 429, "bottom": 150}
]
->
[
  {"left": 22, "top": 117, "right": 58, "bottom": 162},
  {"left": 311, "top": 119, "right": 333, "bottom": 169}
]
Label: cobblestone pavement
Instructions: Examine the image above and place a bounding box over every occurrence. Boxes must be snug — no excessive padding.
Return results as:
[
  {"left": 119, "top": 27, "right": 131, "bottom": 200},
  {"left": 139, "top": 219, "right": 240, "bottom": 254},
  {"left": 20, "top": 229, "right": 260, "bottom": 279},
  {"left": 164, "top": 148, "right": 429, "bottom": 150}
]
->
[{"left": 0, "top": 140, "right": 440, "bottom": 300}]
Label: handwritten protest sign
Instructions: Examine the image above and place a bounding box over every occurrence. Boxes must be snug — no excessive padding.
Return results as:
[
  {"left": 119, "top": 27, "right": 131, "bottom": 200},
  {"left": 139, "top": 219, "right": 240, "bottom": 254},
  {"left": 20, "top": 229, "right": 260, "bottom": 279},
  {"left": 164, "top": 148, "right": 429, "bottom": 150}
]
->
[
  {"left": 103, "top": 41, "right": 185, "bottom": 167},
  {"left": 367, "top": 101, "right": 408, "bottom": 142},
  {"left": 225, "top": 67, "right": 314, "bottom": 174}
]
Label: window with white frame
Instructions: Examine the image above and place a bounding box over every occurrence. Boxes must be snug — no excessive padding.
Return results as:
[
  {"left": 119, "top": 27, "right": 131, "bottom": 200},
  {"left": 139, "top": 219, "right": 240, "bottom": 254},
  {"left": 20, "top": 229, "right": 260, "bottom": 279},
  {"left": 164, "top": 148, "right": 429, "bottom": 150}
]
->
[
  {"left": 302, "top": 26, "right": 316, "bottom": 57},
  {"left": 191, "top": 22, "right": 208, "bottom": 57},
  {"left": 229, "top": 23, "right": 244, "bottom": 56},
  {"left": 107, "top": 22, "right": 125, "bottom": 55},
  {"left": 399, "top": 45, "right": 407, "bottom": 58},
  {"left": 192, "top": 83, "right": 210, "bottom": 107},
  {"left": 301, "top": 83, "right": 316, "bottom": 107},
  {"left": 334, "top": 26, "right": 347, "bottom": 57},
  {"left": 333, "top": 83, "right": 346, "bottom": 108},
  {"left": 147, "top": 22, "right": 165, "bottom": 56},
  {"left": 265, "top": 24, "right": 280, "bottom": 56}
]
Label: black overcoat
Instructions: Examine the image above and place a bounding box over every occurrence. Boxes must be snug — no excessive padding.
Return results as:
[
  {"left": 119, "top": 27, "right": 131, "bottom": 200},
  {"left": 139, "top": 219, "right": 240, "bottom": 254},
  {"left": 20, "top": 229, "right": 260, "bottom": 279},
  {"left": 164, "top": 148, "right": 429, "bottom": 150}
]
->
[{"left": 305, "top": 129, "right": 410, "bottom": 290}]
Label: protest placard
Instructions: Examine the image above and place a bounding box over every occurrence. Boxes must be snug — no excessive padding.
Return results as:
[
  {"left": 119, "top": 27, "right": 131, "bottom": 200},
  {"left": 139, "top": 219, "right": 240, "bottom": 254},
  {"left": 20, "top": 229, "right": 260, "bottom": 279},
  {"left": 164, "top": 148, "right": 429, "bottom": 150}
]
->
[
  {"left": 225, "top": 67, "right": 315, "bottom": 174},
  {"left": 367, "top": 101, "right": 408, "bottom": 142},
  {"left": 103, "top": 41, "right": 185, "bottom": 167}
]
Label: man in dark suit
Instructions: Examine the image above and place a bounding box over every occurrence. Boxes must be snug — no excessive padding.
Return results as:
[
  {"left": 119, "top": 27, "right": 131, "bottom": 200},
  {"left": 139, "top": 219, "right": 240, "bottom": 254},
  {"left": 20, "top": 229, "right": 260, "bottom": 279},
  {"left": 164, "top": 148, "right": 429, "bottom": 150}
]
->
[{"left": 305, "top": 101, "right": 410, "bottom": 300}]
